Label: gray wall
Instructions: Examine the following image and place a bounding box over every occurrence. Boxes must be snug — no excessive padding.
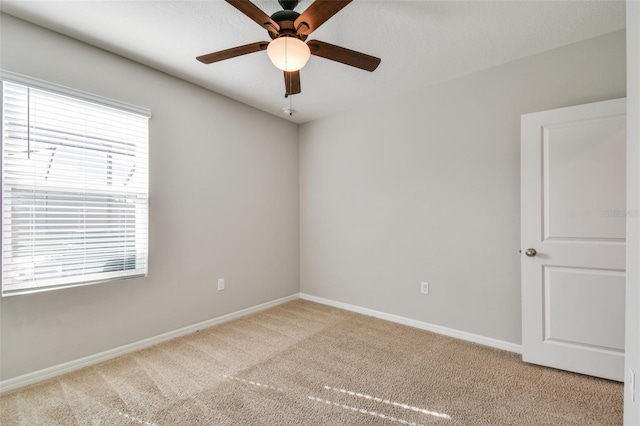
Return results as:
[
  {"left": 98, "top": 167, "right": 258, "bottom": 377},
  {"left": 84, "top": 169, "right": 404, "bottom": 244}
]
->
[
  {"left": 299, "top": 30, "right": 627, "bottom": 345},
  {"left": 624, "top": 0, "right": 640, "bottom": 422},
  {"left": 0, "top": 14, "right": 300, "bottom": 380}
]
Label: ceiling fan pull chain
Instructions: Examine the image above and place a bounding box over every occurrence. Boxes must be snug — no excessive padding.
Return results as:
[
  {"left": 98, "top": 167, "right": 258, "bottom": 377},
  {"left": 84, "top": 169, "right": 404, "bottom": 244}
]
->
[
  {"left": 283, "top": 92, "right": 293, "bottom": 116},
  {"left": 289, "top": 92, "right": 293, "bottom": 116}
]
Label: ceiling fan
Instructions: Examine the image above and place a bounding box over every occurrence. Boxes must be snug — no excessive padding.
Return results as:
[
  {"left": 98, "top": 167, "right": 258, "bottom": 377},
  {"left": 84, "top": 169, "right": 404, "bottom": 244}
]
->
[{"left": 196, "top": 0, "right": 381, "bottom": 97}]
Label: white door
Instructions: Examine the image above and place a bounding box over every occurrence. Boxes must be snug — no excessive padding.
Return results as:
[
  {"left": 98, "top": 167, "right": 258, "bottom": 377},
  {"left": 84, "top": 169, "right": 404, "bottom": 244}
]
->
[{"left": 521, "top": 98, "right": 626, "bottom": 382}]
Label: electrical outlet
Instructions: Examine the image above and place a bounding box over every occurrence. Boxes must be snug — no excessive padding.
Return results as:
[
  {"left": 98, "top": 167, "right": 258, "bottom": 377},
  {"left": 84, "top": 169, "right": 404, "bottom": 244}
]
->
[
  {"left": 630, "top": 368, "right": 636, "bottom": 402},
  {"left": 420, "top": 282, "right": 429, "bottom": 295},
  {"left": 217, "top": 278, "right": 225, "bottom": 291}
]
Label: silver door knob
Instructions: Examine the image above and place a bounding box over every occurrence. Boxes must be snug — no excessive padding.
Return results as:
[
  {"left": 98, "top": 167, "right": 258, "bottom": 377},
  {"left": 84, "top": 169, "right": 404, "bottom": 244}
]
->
[{"left": 525, "top": 248, "right": 537, "bottom": 257}]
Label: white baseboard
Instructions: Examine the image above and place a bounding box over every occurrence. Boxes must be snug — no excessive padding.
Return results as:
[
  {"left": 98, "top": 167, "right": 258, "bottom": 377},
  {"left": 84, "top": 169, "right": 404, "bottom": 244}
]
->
[
  {"left": 0, "top": 294, "right": 299, "bottom": 394},
  {"left": 2, "top": 292, "right": 521, "bottom": 393},
  {"left": 300, "top": 293, "right": 522, "bottom": 354}
]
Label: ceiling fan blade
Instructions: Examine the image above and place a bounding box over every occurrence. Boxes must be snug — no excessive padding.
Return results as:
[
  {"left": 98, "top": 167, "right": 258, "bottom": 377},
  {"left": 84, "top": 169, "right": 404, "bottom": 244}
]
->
[
  {"left": 294, "top": 0, "right": 352, "bottom": 35},
  {"left": 225, "top": 0, "right": 280, "bottom": 33},
  {"left": 284, "top": 71, "right": 301, "bottom": 95},
  {"left": 196, "top": 42, "right": 269, "bottom": 64},
  {"left": 307, "top": 40, "right": 381, "bottom": 72}
]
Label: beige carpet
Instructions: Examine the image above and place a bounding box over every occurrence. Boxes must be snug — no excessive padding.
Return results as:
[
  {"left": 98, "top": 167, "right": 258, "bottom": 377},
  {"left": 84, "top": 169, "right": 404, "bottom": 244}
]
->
[{"left": 0, "top": 300, "right": 623, "bottom": 425}]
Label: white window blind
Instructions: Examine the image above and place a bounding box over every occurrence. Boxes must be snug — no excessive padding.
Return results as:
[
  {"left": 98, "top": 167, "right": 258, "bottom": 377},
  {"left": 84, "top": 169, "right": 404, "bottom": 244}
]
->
[{"left": 1, "top": 78, "right": 149, "bottom": 296}]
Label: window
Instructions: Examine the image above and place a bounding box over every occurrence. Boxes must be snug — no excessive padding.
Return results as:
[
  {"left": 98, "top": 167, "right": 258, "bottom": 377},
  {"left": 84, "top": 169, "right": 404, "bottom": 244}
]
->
[{"left": 1, "top": 73, "right": 150, "bottom": 296}]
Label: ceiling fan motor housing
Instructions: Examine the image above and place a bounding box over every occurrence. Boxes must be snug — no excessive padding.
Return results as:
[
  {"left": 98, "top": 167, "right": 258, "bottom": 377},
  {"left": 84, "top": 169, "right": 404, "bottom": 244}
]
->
[
  {"left": 269, "top": 9, "right": 304, "bottom": 40},
  {"left": 278, "top": 0, "right": 299, "bottom": 10}
]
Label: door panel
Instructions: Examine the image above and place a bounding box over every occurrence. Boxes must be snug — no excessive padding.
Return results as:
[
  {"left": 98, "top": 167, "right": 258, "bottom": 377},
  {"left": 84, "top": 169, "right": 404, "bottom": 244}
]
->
[
  {"left": 521, "top": 98, "right": 626, "bottom": 381},
  {"left": 544, "top": 117, "right": 627, "bottom": 240},
  {"left": 545, "top": 266, "right": 625, "bottom": 350}
]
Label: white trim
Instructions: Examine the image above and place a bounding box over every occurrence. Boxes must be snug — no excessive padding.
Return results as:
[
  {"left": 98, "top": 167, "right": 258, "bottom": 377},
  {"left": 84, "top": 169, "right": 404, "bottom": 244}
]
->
[
  {"left": 300, "top": 293, "right": 522, "bottom": 354},
  {"left": 0, "top": 294, "right": 298, "bottom": 393},
  {"left": 1, "top": 292, "right": 522, "bottom": 394},
  {"left": 0, "top": 70, "right": 151, "bottom": 118}
]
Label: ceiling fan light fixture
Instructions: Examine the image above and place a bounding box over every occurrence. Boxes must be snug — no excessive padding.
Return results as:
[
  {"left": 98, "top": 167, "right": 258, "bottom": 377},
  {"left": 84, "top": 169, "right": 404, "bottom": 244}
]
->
[{"left": 267, "top": 36, "right": 310, "bottom": 71}]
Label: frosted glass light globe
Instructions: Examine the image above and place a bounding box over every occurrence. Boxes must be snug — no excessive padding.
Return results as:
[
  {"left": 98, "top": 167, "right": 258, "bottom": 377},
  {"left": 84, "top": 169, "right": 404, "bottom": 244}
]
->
[{"left": 267, "top": 37, "right": 311, "bottom": 72}]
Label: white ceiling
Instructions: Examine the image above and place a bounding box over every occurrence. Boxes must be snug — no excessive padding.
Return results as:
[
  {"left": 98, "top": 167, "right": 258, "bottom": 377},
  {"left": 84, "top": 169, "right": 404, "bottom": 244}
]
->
[{"left": 0, "top": 0, "right": 626, "bottom": 123}]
